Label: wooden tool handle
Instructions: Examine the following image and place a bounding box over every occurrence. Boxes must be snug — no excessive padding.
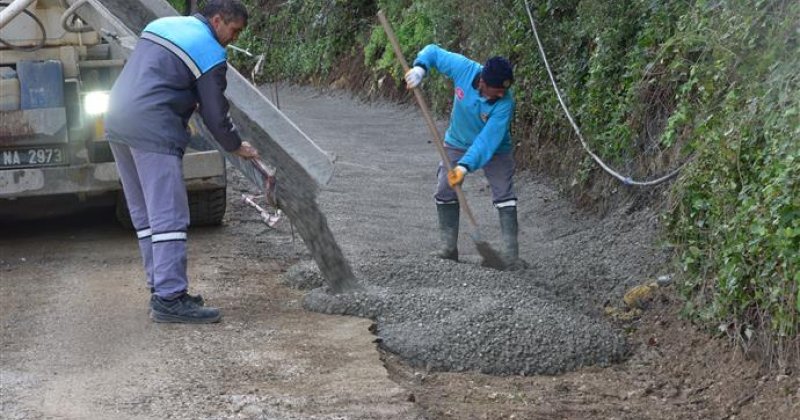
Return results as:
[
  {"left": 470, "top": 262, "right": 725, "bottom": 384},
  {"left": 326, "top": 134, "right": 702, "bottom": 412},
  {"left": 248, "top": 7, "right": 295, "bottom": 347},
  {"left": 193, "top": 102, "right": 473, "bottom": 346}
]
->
[{"left": 377, "top": 10, "right": 481, "bottom": 230}]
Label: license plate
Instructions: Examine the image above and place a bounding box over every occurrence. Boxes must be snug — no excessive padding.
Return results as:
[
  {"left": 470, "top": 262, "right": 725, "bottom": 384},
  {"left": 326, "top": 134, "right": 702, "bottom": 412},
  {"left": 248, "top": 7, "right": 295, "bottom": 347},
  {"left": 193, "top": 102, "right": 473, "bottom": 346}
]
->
[{"left": 0, "top": 146, "right": 66, "bottom": 168}]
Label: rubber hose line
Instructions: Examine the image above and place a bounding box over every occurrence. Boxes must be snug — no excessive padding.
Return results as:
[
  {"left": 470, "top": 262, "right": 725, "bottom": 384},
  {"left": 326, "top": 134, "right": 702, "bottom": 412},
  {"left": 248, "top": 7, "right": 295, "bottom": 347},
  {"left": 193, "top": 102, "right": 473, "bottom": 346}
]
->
[{"left": 522, "top": 0, "right": 688, "bottom": 187}]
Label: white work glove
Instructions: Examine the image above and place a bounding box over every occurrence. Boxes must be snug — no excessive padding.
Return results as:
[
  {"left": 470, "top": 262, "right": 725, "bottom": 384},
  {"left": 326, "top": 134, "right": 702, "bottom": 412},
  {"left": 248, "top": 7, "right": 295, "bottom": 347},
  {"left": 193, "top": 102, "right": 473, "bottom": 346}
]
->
[{"left": 404, "top": 66, "right": 426, "bottom": 89}]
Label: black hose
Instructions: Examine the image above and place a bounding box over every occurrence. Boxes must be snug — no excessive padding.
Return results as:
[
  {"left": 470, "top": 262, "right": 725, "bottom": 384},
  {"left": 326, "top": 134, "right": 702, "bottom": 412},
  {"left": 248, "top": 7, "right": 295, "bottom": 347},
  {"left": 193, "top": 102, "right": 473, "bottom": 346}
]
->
[{"left": 0, "top": 1, "right": 47, "bottom": 52}]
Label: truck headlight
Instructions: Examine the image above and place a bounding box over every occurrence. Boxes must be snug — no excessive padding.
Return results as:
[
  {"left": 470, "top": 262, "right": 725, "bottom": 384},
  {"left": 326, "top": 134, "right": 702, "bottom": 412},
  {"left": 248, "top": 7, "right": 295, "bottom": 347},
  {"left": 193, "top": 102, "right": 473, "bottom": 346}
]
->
[{"left": 84, "top": 91, "right": 110, "bottom": 116}]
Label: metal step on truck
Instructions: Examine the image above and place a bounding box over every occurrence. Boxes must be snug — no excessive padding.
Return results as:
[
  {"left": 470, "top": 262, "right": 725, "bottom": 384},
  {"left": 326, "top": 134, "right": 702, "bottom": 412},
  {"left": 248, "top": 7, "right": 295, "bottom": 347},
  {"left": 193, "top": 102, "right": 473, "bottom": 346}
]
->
[{"left": 0, "top": 0, "right": 227, "bottom": 225}]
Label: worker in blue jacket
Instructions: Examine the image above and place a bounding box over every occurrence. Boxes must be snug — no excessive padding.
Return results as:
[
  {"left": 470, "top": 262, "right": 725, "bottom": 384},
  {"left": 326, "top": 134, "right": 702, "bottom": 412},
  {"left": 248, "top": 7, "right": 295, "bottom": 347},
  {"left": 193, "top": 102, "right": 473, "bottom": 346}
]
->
[
  {"left": 405, "top": 44, "right": 525, "bottom": 270},
  {"left": 106, "top": 0, "right": 259, "bottom": 323}
]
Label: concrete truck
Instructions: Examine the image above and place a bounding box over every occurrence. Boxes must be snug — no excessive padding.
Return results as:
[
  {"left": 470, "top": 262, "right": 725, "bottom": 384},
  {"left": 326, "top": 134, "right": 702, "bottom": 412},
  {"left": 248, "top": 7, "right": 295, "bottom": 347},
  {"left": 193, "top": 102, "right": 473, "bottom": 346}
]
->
[
  {"left": 0, "top": 0, "right": 227, "bottom": 225},
  {"left": 2, "top": 0, "right": 355, "bottom": 292}
]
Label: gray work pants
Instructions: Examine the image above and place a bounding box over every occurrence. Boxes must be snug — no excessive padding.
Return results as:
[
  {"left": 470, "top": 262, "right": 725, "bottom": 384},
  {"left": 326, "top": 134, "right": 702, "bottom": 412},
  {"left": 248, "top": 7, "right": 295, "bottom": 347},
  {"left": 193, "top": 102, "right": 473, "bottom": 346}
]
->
[{"left": 110, "top": 141, "right": 189, "bottom": 299}]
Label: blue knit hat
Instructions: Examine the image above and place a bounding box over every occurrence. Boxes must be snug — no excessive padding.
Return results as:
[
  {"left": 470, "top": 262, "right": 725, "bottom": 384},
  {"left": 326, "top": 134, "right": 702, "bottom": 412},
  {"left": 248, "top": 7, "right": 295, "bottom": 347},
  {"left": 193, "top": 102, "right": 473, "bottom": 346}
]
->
[{"left": 481, "top": 56, "right": 514, "bottom": 88}]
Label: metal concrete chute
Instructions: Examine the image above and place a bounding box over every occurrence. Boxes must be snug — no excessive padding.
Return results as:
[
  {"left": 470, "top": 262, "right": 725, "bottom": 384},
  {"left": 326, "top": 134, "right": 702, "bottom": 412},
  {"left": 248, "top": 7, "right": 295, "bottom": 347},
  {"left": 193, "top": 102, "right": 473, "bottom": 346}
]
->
[{"left": 224, "top": 68, "right": 335, "bottom": 188}]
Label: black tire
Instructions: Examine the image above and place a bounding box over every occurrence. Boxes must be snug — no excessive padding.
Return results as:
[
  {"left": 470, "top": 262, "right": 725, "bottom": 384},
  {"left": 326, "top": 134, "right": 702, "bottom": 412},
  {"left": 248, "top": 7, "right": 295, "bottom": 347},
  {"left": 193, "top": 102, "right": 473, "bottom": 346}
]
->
[
  {"left": 188, "top": 187, "right": 227, "bottom": 226},
  {"left": 115, "top": 188, "right": 227, "bottom": 229},
  {"left": 115, "top": 191, "right": 134, "bottom": 230}
]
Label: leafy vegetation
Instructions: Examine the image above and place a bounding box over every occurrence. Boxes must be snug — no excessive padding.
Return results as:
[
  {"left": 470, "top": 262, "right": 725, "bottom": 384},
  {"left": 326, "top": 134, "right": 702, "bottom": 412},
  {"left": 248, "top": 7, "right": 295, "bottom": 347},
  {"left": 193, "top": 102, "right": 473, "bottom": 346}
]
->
[
  {"left": 167, "top": 0, "right": 798, "bottom": 363},
  {"left": 663, "top": 1, "right": 798, "bottom": 363}
]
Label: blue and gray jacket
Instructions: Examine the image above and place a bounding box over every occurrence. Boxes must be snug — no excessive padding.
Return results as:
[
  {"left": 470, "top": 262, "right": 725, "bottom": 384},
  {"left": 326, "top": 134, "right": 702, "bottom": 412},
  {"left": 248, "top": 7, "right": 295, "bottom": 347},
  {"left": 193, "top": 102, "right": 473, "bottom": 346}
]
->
[
  {"left": 413, "top": 44, "right": 515, "bottom": 172},
  {"left": 106, "top": 14, "right": 241, "bottom": 156}
]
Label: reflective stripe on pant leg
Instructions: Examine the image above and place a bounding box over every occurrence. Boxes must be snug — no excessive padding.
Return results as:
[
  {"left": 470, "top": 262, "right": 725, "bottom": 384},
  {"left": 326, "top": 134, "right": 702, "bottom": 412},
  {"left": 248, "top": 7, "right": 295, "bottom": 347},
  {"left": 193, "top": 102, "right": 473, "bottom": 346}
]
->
[
  {"left": 434, "top": 146, "right": 466, "bottom": 204},
  {"left": 110, "top": 141, "right": 154, "bottom": 288},
  {"left": 481, "top": 152, "right": 517, "bottom": 206},
  {"left": 151, "top": 231, "right": 188, "bottom": 242},
  {"left": 130, "top": 148, "right": 190, "bottom": 299}
]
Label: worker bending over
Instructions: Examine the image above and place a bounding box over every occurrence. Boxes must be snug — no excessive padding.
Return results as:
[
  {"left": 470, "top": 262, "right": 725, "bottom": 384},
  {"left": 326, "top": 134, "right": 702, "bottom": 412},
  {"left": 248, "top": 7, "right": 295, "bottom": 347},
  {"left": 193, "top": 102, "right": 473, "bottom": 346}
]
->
[{"left": 405, "top": 44, "right": 526, "bottom": 270}]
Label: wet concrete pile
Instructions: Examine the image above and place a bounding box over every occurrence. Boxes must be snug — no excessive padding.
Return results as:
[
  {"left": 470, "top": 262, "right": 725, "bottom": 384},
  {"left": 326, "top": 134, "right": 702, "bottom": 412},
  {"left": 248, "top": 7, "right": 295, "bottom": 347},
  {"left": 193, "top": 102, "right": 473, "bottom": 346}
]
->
[{"left": 290, "top": 256, "right": 628, "bottom": 375}]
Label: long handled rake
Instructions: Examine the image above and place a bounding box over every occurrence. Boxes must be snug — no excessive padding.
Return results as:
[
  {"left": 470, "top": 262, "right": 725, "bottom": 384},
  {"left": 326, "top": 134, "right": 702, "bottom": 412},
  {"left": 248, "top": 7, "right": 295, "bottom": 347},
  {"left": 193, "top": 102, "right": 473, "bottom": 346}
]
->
[{"left": 377, "top": 10, "right": 505, "bottom": 270}]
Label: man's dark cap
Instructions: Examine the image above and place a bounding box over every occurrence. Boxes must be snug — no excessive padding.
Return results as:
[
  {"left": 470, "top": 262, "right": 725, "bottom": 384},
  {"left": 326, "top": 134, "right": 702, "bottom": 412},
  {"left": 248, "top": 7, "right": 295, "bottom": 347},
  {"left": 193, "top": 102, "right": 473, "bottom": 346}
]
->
[{"left": 481, "top": 56, "right": 514, "bottom": 88}]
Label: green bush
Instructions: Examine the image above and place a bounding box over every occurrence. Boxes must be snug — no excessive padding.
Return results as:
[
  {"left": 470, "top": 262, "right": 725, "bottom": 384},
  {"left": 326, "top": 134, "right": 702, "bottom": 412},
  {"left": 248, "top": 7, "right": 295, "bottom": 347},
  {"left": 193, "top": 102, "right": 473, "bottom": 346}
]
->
[{"left": 666, "top": 0, "right": 799, "bottom": 344}]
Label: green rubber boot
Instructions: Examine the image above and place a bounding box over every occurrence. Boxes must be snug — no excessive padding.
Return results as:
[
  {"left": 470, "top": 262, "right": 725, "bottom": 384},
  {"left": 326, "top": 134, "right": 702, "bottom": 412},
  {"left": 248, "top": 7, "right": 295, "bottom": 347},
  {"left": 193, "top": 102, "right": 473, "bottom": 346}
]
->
[
  {"left": 432, "top": 203, "right": 460, "bottom": 261},
  {"left": 498, "top": 206, "right": 528, "bottom": 270}
]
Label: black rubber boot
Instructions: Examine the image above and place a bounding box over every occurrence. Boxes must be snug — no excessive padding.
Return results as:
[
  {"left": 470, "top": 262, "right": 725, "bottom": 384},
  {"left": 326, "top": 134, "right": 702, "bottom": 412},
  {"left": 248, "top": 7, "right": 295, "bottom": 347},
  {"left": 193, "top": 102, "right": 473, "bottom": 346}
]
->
[
  {"left": 498, "top": 206, "right": 528, "bottom": 270},
  {"left": 150, "top": 294, "right": 221, "bottom": 324},
  {"left": 432, "top": 203, "right": 460, "bottom": 261}
]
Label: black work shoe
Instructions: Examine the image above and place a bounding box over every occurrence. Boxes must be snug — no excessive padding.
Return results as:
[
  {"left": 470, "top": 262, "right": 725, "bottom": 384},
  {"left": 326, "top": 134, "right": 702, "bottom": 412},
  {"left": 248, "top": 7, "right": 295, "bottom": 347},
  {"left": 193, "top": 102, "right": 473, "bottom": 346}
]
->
[
  {"left": 148, "top": 290, "right": 204, "bottom": 315},
  {"left": 149, "top": 294, "right": 221, "bottom": 324},
  {"left": 185, "top": 293, "right": 205, "bottom": 306},
  {"left": 150, "top": 288, "right": 204, "bottom": 306}
]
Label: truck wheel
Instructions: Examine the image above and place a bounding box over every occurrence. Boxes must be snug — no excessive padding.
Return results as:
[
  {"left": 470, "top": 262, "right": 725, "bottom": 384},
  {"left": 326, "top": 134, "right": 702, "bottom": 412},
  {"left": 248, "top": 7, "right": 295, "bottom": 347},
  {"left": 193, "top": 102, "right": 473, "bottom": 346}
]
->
[
  {"left": 115, "top": 188, "right": 227, "bottom": 229},
  {"left": 188, "top": 188, "right": 227, "bottom": 226},
  {"left": 115, "top": 192, "right": 134, "bottom": 230}
]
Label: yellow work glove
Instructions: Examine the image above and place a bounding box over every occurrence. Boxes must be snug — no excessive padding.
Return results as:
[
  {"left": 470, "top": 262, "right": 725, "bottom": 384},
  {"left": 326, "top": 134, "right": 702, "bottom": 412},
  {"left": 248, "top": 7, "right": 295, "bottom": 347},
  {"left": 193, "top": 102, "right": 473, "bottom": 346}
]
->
[{"left": 447, "top": 165, "right": 467, "bottom": 188}]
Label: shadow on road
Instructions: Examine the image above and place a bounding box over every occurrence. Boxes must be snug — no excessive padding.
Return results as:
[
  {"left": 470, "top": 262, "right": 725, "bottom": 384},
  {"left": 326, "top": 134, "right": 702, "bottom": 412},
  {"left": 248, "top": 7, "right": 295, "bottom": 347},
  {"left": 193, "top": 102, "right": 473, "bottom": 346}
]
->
[{"left": 0, "top": 206, "right": 122, "bottom": 239}]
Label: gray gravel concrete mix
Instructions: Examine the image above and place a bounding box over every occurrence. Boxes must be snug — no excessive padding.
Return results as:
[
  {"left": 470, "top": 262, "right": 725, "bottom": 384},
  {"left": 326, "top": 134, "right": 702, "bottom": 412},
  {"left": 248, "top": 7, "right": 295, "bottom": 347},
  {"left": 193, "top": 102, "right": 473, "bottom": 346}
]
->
[
  {"left": 302, "top": 256, "right": 627, "bottom": 375},
  {"left": 272, "top": 85, "right": 671, "bottom": 376}
]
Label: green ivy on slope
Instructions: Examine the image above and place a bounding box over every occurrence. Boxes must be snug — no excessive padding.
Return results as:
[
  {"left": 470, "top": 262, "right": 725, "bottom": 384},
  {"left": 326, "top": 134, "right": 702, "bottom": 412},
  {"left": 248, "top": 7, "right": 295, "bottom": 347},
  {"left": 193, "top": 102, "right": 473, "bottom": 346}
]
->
[{"left": 665, "top": 1, "right": 799, "bottom": 347}]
